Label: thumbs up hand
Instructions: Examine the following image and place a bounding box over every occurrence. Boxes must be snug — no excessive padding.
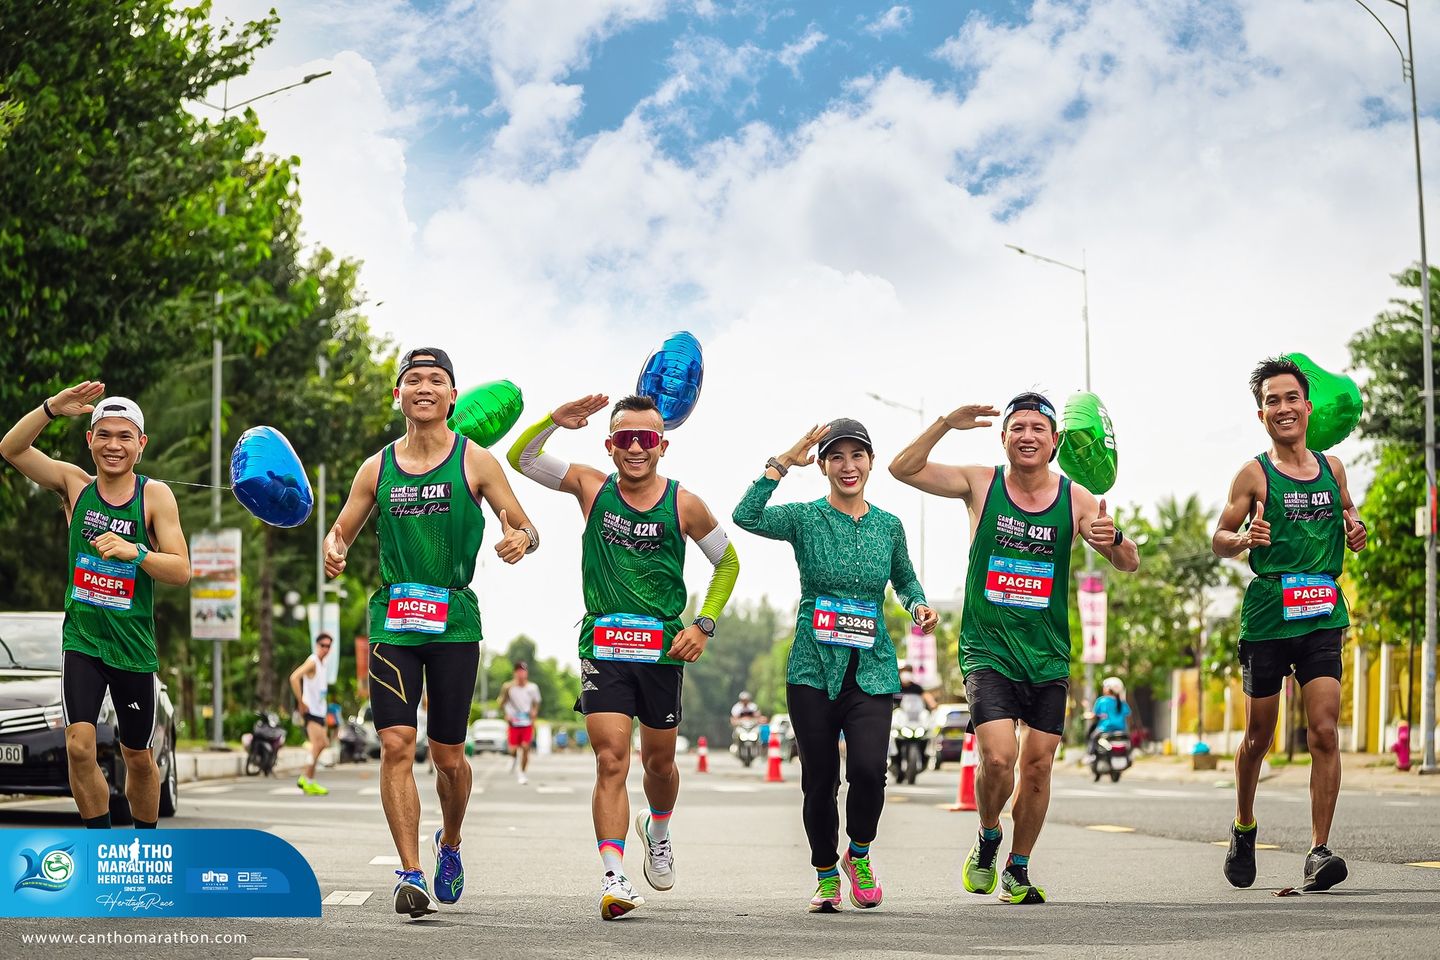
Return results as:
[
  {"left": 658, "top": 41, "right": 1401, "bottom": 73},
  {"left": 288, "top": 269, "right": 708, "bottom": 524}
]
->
[
  {"left": 1244, "top": 500, "right": 1271, "bottom": 550},
  {"left": 494, "top": 508, "right": 530, "bottom": 565},
  {"left": 1084, "top": 496, "right": 1117, "bottom": 551},
  {"left": 1343, "top": 508, "right": 1367, "bottom": 552}
]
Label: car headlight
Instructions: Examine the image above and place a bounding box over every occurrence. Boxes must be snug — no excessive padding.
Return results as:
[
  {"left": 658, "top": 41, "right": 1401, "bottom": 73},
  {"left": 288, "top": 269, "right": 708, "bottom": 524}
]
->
[{"left": 45, "top": 704, "right": 64, "bottom": 729}]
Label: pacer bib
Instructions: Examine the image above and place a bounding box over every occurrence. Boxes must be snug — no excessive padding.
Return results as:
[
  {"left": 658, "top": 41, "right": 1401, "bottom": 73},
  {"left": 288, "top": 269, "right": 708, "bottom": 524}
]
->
[
  {"left": 812, "top": 596, "right": 880, "bottom": 649},
  {"left": 984, "top": 557, "right": 1055, "bottom": 610},
  {"left": 71, "top": 554, "right": 138, "bottom": 611},
  {"left": 593, "top": 614, "right": 666, "bottom": 663},
  {"left": 1281, "top": 574, "right": 1339, "bottom": 621},
  {"left": 384, "top": 583, "right": 450, "bottom": 634}
]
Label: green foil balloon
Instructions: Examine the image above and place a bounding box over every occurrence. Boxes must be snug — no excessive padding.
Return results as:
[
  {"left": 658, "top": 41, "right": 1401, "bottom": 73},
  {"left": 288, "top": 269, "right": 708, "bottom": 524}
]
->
[
  {"left": 448, "top": 380, "right": 524, "bottom": 448},
  {"left": 1058, "top": 392, "right": 1118, "bottom": 495},
  {"left": 1282, "top": 353, "right": 1362, "bottom": 451}
]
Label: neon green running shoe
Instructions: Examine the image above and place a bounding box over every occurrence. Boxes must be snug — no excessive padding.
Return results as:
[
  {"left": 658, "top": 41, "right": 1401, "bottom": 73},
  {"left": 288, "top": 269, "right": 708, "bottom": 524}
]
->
[
  {"left": 963, "top": 833, "right": 1001, "bottom": 894},
  {"left": 999, "top": 865, "right": 1047, "bottom": 904},
  {"left": 809, "top": 873, "right": 842, "bottom": 913},
  {"left": 297, "top": 776, "right": 328, "bottom": 796}
]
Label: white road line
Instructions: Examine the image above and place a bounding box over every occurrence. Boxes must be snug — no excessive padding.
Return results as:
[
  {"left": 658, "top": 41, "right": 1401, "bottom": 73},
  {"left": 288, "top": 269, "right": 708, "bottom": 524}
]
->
[
  {"left": 322, "top": 890, "right": 374, "bottom": 905},
  {"left": 535, "top": 786, "right": 575, "bottom": 794},
  {"left": 1132, "top": 788, "right": 1195, "bottom": 798},
  {"left": 1386, "top": 801, "right": 1422, "bottom": 807},
  {"left": 268, "top": 786, "right": 299, "bottom": 796},
  {"left": 359, "top": 787, "right": 381, "bottom": 796},
  {"left": 1054, "top": 788, "right": 1110, "bottom": 798},
  {"left": 369, "top": 855, "right": 401, "bottom": 865},
  {"left": 186, "top": 785, "right": 235, "bottom": 795},
  {"left": 189, "top": 797, "right": 378, "bottom": 812},
  {"left": 710, "top": 785, "right": 758, "bottom": 793}
]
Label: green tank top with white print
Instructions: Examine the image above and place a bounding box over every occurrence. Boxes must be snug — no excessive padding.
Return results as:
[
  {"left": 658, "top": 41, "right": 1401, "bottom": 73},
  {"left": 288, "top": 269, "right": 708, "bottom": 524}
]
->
[
  {"left": 368, "top": 434, "right": 486, "bottom": 647},
  {"left": 63, "top": 477, "right": 157, "bottom": 673}
]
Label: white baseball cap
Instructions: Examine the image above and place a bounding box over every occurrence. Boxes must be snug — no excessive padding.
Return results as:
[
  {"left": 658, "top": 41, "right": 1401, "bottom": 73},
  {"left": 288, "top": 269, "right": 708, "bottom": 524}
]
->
[{"left": 90, "top": 397, "right": 145, "bottom": 434}]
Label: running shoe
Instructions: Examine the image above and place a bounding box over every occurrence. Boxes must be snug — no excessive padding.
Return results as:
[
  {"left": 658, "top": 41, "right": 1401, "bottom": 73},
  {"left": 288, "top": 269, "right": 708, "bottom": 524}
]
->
[
  {"left": 841, "top": 851, "right": 882, "bottom": 908},
  {"left": 297, "top": 776, "right": 328, "bottom": 796},
  {"left": 808, "top": 873, "right": 842, "bottom": 913},
  {"left": 600, "top": 871, "right": 644, "bottom": 920},
  {"left": 431, "top": 829, "right": 464, "bottom": 904},
  {"left": 633, "top": 812, "right": 675, "bottom": 891},
  {"left": 1223, "top": 822, "right": 1257, "bottom": 889},
  {"left": 392, "top": 869, "right": 437, "bottom": 918},
  {"left": 517, "top": 771, "right": 528, "bottom": 785},
  {"left": 963, "top": 833, "right": 1002, "bottom": 894},
  {"left": 1302, "top": 844, "right": 1348, "bottom": 892},
  {"left": 998, "top": 865, "right": 1047, "bottom": 904}
]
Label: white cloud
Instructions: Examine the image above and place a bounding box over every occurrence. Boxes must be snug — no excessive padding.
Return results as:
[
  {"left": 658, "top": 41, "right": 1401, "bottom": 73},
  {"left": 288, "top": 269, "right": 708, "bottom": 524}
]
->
[
  {"left": 778, "top": 26, "right": 828, "bottom": 75},
  {"left": 213, "top": 0, "right": 1439, "bottom": 664},
  {"left": 864, "top": 5, "right": 912, "bottom": 38}
]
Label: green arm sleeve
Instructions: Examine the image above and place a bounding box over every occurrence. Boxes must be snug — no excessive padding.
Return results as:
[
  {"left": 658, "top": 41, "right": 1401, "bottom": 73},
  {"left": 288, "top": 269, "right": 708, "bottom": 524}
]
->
[
  {"left": 506, "top": 414, "right": 556, "bottom": 471},
  {"left": 698, "top": 542, "right": 740, "bottom": 621}
]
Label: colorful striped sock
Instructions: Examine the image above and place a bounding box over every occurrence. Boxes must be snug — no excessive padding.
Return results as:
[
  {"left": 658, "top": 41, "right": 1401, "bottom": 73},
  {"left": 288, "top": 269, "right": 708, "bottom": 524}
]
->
[
  {"left": 848, "top": 840, "right": 871, "bottom": 860},
  {"left": 647, "top": 808, "right": 673, "bottom": 842},
  {"left": 598, "top": 839, "right": 625, "bottom": 876},
  {"left": 980, "top": 824, "right": 1003, "bottom": 842},
  {"left": 1006, "top": 852, "right": 1030, "bottom": 870},
  {"left": 817, "top": 864, "right": 840, "bottom": 881}
]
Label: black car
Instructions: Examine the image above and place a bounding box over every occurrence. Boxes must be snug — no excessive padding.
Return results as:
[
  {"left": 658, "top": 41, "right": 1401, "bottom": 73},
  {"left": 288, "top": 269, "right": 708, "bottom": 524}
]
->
[{"left": 0, "top": 612, "right": 178, "bottom": 824}]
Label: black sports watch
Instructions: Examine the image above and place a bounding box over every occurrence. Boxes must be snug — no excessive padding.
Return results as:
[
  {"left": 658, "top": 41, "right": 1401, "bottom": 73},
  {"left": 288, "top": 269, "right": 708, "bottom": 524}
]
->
[{"left": 693, "top": 616, "right": 716, "bottom": 638}]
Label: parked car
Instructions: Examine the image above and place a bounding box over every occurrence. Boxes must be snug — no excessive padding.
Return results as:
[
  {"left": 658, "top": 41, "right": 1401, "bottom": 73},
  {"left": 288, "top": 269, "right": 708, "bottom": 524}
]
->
[
  {"left": 0, "top": 612, "right": 178, "bottom": 824},
  {"left": 357, "top": 700, "right": 430, "bottom": 762},
  {"left": 769, "top": 712, "right": 799, "bottom": 761},
  {"left": 470, "top": 717, "right": 509, "bottom": 754},
  {"left": 932, "top": 703, "right": 971, "bottom": 769}
]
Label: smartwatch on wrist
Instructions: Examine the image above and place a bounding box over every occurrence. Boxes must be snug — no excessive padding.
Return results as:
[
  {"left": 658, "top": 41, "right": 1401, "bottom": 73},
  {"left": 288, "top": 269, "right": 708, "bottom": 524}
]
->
[
  {"left": 42, "top": 399, "right": 56, "bottom": 420},
  {"left": 693, "top": 616, "right": 716, "bottom": 638},
  {"left": 522, "top": 525, "right": 539, "bottom": 554},
  {"left": 1113, "top": 529, "right": 1124, "bottom": 546},
  {"left": 134, "top": 543, "right": 150, "bottom": 565},
  {"left": 765, "top": 457, "right": 788, "bottom": 478}
]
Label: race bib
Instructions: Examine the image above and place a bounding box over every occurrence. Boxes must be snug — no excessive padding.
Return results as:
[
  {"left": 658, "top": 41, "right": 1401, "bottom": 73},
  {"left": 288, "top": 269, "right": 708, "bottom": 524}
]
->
[
  {"left": 1281, "top": 574, "right": 1339, "bottom": 621},
  {"left": 384, "top": 583, "right": 450, "bottom": 634},
  {"left": 512, "top": 710, "right": 533, "bottom": 727},
  {"left": 984, "top": 557, "right": 1055, "bottom": 609},
  {"left": 593, "top": 614, "right": 665, "bottom": 663},
  {"left": 71, "top": 555, "right": 137, "bottom": 611},
  {"left": 812, "top": 596, "right": 879, "bottom": 649}
]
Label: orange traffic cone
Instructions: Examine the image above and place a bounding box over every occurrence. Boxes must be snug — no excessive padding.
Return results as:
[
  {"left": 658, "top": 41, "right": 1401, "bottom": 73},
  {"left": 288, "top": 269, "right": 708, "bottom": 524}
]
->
[
  {"left": 696, "top": 735, "right": 710, "bottom": 773},
  {"left": 949, "top": 732, "right": 977, "bottom": 812},
  {"left": 764, "top": 731, "right": 784, "bottom": 783}
]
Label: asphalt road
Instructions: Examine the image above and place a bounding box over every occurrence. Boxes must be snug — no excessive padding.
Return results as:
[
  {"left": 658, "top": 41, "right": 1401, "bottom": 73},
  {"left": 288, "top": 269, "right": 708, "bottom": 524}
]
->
[{"left": 1, "top": 750, "right": 1438, "bottom": 959}]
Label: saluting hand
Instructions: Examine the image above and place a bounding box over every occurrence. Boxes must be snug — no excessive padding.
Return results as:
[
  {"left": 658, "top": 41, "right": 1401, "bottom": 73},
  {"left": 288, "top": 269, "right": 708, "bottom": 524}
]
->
[
  {"left": 941, "top": 404, "right": 1002, "bottom": 431},
  {"left": 552, "top": 394, "right": 610, "bottom": 430},
  {"left": 777, "top": 424, "right": 830, "bottom": 470},
  {"left": 49, "top": 380, "right": 106, "bottom": 419}
]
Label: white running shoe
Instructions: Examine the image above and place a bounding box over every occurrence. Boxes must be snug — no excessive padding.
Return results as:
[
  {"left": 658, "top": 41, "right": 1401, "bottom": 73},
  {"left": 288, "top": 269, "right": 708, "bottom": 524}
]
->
[
  {"left": 517, "top": 771, "right": 528, "bottom": 785},
  {"left": 633, "top": 812, "right": 675, "bottom": 891},
  {"left": 599, "top": 872, "right": 644, "bottom": 920}
]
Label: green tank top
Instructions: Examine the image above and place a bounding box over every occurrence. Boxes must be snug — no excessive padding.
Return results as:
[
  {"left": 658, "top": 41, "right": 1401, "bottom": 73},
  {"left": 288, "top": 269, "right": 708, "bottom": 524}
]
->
[
  {"left": 960, "top": 468, "right": 1074, "bottom": 684},
  {"left": 578, "top": 475, "right": 687, "bottom": 665},
  {"left": 368, "top": 434, "right": 486, "bottom": 647},
  {"left": 63, "top": 476, "right": 157, "bottom": 673},
  {"left": 1240, "top": 452, "right": 1349, "bottom": 640}
]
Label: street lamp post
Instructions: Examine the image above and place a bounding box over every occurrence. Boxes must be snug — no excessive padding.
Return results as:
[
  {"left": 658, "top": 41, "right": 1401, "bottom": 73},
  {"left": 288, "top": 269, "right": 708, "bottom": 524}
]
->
[
  {"left": 194, "top": 70, "right": 332, "bottom": 748},
  {"left": 1006, "top": 243, "right": 1097, "bottom": 703},
  {"left": 866, "top": 392, "right": 926, "bottom": 584},
  {"left": 1349, "top": 0, "right": 1436, "bottom": 772}
]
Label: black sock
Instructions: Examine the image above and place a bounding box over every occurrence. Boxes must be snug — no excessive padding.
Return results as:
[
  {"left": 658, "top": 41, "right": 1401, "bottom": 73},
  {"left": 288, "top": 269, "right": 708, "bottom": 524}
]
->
[
  {"left": 83, "top": 813, "right": 112, "bottom": 829},
  {"left": 134, "top": 819, "right": 157, "bottom": 829}
]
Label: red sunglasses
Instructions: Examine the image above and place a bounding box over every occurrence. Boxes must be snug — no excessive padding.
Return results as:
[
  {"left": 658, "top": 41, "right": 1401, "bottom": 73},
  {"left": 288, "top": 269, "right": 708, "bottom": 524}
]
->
[{"left": 610, "top": 428, "right": 663, "bottom": 450}]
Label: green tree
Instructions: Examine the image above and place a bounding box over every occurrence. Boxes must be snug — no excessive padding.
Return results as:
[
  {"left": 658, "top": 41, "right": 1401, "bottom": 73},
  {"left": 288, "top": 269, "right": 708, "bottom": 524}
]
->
[
  {"left": 1347, "top": 263, "right": 1440, "bottom": 448},
  {"left": 681, "top": 598, "right": 786, "bottom": 748}
]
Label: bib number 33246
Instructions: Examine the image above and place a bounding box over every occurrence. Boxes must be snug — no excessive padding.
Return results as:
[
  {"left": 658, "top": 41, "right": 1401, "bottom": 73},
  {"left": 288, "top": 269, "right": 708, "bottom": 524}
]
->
[
  {"left": 385, "top": 583, "right": 450, "bottom": 634},
  {"left": 813, "top": 596, "right": 879, "bottom": 649}
]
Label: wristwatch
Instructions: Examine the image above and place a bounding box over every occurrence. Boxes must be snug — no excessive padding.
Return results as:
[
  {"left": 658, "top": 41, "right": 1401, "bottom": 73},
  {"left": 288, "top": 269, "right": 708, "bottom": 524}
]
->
[
  {"left": 1113, "top": 529, "right": 1124, "bottom": 546},
  {"left": 134, "top": 543, "right": 149, "bottom": 565},
  {"left": 765, "top": 457, "right": 789, "bottom": 478},
  {"left": 693, "top": 616, "right": 716, "bottom": 638},
  {"left": 522, "top": 525, "right": 539, "bottom": 554}
]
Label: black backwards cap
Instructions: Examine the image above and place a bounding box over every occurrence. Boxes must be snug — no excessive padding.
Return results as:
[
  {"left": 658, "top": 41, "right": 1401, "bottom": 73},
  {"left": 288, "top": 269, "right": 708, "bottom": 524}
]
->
[
  {"left": 397, "top": 348, "right": 457, "bottom": 417},
  {"left": 1003, "top": 392, "right": 1058, "bottom": 461}
]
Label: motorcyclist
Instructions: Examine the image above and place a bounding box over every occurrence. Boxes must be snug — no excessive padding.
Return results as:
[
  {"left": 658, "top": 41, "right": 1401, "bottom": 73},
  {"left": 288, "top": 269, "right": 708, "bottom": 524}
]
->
[
  {"left": 893, "top": 665, "right": 937, "bottom": 721},
  {"left": 1088, "top": 676, "right": 1131, "bottom": 753},
  {"left": 730, "top": 691, "right": 767, "bottom": 726}
]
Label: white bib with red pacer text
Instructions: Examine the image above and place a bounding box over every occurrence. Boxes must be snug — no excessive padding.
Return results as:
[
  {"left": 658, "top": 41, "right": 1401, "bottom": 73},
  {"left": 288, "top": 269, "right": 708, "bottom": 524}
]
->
[
  {"left": 593, "top": 614, "right": 665, "bottom": 663},
  {"left": 984, "top": 556, "right": 1055, "bottom": 610},
  {"left": 384, "top": 583, "right": 450, "bottom": 634},
  {"left": 71, "top": 555, "right": 137, "bottom": 611}
]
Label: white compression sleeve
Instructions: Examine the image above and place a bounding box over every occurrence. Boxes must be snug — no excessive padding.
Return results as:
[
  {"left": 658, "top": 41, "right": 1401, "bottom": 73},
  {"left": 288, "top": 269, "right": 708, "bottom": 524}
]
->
[
  {"left": 696, "top": 524, "right": 730, "bottom": 565},
  {"left": 510, "top": 418, "right": 569, "bottom": 490}
]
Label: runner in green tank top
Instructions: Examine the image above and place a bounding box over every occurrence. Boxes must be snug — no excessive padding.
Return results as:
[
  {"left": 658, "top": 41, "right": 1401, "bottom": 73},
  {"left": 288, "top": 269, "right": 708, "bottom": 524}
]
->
[
  {"left": 1, "top": 382, "right": 190, "bottom": 830},
  {"left": 508, "top": 392, "right": 740, "bottom": 920},
  {"left": 324, "top": 348, "right": 539, "bottom": 919},
  {"left": 1213, "top": 357, "right": 1367, "bottom": 894},
  {"left": 891, "top": 392, "right": 1138, "bottom": 905}
]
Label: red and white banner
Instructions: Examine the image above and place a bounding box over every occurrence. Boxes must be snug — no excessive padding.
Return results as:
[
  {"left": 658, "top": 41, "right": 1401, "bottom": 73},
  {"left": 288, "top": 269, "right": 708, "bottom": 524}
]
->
[{"left": 1078, "top": 573, "right": 1107, "bottom": 665}]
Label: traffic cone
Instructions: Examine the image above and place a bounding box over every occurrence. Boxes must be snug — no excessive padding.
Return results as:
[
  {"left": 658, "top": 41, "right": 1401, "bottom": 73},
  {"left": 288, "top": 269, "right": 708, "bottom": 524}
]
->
[
  {"left": 764, "top": 731, "right": 784, "bottom": 783},
  {"left": 696, "top": 735, "right": 710, "bottom": 773},
  {"left": 949, "top": 732, "right": 978, "bottom": 812}
]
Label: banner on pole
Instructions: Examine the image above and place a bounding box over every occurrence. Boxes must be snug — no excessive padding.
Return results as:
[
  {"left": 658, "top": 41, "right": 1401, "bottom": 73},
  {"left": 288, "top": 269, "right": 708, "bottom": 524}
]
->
[
  {"left": 1078, "top": 573, "right": 1107, "bottom": 665},
  {"left": 907, "top": 626, "right": 939, "bottom": 688},
  {"left": 190, "top": 529, "right": 241, "bottom": 641}
]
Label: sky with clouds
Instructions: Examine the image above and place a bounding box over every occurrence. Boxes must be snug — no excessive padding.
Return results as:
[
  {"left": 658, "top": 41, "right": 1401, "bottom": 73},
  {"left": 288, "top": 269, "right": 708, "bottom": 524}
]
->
[{"left": 208, "top": 0, "right": 1439, "bottom": 665}]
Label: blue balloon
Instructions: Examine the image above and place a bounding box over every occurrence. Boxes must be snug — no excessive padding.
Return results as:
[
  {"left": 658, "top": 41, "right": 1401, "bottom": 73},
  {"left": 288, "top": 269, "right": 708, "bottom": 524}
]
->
[
  {"left": 230, "top": 426, "right": 314, "bottom": 528},
  {"left": 637, "top": 331, "right": 704, "bottom": 429}
]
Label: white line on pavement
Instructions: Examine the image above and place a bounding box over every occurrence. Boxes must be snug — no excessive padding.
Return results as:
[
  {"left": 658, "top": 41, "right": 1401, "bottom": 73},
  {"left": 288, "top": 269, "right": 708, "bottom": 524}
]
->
[
  {"left": 1132, "top": 788, "right": 1196, "bottom": 798},
  {"left": 322, "top": 890, "right": 374, "bottom": 905},
  {"left": 1387, "top": 801, "right": 1422, "bottom": 807},
  {"left": 536, "top": 786, "right": 575, "bottom": 794},
  {"left": 187, "top": 785, "right": 235, "bottom": 795},
  {"left": 369, "top": 856, "right": 401, "bottom": 865},
  {"left": 709, "top": 785, "right": 758, "bottom": 793}
]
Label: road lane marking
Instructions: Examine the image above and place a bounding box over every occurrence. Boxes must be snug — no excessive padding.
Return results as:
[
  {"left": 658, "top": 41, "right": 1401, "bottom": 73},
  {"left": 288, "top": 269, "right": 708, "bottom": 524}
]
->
[
  {"left": 268, "top": 786, "right": 300, "bottom": 796},
  {"left": 535, "top": 786, "right": 575, "bottom": 794},
  {"left": 359, "top": 787, "right": 381, "bottom": 796},
  {"left": 1386, "top": 801, "right": 1421, "bottom": 807},
  {"left": 1055, "top": 788, "right": 1110, "bottom": 798},
  {"left": 187, "top": 785, "right": 234, "bottom": 795},
  {"left": 1210, "top": 840, "right": 1279, "bottom": 849},
  {"left": 710, "top": 785, "right": 758, "bottom": 793},
  {"left": 369, "top": 856, "right": 401, "bottom": 865},
  {"left": 323, "top": 890, "right": 374, "bottom": 905},
  {"left": 1086, "top": 824, "right": 1134, "bottom": 833},
  {"left": 1132, "top": 788, "right": 1193, "bottom": 798},
  {"left": 1407, "top": 861, "right": 1440, "bottom": 869}
]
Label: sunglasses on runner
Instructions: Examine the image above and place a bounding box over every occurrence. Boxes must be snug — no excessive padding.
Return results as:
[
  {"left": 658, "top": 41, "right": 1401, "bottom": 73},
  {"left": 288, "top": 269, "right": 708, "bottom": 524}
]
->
[{"left": 609, "top": 428, "right": 663, "bottom": 450}]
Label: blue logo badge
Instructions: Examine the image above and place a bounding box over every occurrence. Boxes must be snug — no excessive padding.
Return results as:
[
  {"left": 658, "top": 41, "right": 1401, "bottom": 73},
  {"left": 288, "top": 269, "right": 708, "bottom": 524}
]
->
[{"left": 15, "top": 842, "right": 77, "bottom": 893}]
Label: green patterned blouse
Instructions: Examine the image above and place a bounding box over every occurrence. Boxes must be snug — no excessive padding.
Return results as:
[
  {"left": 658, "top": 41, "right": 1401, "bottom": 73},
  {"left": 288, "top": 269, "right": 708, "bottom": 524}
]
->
[{"left": 732, "top": 476, "right": 927, "bottom": 699}]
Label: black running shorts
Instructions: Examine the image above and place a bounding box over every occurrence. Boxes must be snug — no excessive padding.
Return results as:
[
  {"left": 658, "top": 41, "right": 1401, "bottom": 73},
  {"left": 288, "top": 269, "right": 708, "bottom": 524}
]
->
[
  {"left": 576, "top": 658, "right": 683, "bottom": 729},
  {"left": 1239, "top": 628, "right": 1344, "bottom": 698},
  {"left": 368, "top": 640, "right": 478, "bottom": 744},
  {"left": 62, "top": 650, "right": 159, "bottom": 751},
  {"left": 963, "top": 667, "right": 1068, "bottom": 736}
]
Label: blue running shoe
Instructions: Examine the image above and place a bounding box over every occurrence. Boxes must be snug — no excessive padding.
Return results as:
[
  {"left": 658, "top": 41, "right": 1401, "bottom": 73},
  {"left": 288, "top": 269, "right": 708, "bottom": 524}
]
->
[
  {"left": 393, "top": 869, "right": 437, "bottom": 918},
  {"left": 432, "top": 829, "right": 465, "bottom": 904}
]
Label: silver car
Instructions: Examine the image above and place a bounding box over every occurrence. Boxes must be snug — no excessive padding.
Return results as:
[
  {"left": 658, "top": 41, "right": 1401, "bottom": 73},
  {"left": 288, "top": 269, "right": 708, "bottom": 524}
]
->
[{"left": 470, "top": 717, "right": 509, "bottom": 754}]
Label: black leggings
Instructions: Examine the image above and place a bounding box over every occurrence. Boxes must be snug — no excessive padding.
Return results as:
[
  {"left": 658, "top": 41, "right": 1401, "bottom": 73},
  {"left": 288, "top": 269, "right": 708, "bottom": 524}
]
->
[{"left": 786, "top": 656, "right": 894, "bottom": 868}]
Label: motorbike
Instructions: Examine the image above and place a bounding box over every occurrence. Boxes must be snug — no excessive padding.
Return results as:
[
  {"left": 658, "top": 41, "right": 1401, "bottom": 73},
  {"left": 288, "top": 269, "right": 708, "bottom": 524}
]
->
[
  {"left": 731, "top": 718, "right": 763, "bottom": 767},
  {"left": 1088, "top": 732, "right": 1133, "bottom": 782},
  {"left": 243, "top": 711, "right": 286, "bottom": 777},
  {"left": 337, "top": 716, "right": 368, "bottom": 764}
]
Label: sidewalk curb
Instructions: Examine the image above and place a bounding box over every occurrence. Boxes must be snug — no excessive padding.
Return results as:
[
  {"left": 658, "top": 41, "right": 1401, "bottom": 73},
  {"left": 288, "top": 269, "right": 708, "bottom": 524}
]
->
[{"left": 175, "top": 746, "right": 311, "bottom": 784}]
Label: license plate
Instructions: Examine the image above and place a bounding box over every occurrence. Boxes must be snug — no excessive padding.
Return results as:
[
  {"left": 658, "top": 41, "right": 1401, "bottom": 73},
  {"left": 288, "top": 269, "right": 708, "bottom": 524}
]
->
[
  {"left": 1112, "top": 755, "right": 1129, "bottom": 769},
  {"left": 0, "top": 743, "right": 23, "bottom": 764}
]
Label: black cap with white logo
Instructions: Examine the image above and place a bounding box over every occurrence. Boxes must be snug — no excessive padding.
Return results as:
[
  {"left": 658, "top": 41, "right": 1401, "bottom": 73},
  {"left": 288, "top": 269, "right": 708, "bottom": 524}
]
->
[
  {"left": 397, "top": 347, "right": 456, "bottom": 387},
  {"left": 818, "top": 418, "right": 873, "bottom": 457}
]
